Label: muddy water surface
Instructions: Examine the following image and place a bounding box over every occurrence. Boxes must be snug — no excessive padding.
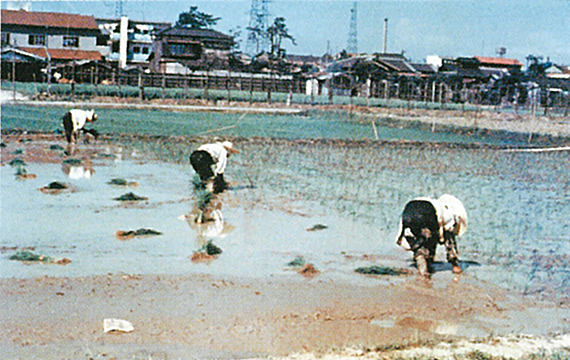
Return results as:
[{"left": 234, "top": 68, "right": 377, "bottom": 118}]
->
[{"left": 2, "top": 135, "right": 569, "bottom": 304}]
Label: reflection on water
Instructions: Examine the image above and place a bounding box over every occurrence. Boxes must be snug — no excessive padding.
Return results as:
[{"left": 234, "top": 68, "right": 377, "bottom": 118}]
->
[
  {"left": 62, "top": 163, "right": 95, "bottom": 179},
  {"left": 183, "top": 194, "right": 235, "bottom": 262}
]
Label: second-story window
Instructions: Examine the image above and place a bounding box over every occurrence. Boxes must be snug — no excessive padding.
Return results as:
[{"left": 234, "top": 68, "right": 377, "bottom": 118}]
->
[
  {"left": 28, "top": 34, "right": 46, "bottom": 46},
  {"left": 63, "top": 36, "right": 79, "bottom": 48}
]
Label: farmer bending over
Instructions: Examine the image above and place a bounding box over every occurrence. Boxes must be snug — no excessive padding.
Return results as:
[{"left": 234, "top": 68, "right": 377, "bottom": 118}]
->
[
  {"left": 62, "top": 109, "right": 98, "bottom": 144},
  {"left": 190, "top": 141, "right": 239, "bottom": 194}
]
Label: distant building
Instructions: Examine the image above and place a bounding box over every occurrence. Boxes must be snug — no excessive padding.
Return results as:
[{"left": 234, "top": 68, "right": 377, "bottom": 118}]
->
[
  {"left": 1, "top": 9, "right": 102, "bottom": 63},
  {"left": 96, "top": 17, "right": 171, "bottom": 68},
  {"left": 474, "top": 56, "right": 523, "bottom": 72},
  {"left": 150, "top": 26, "right": 234, "bottom": 73}
]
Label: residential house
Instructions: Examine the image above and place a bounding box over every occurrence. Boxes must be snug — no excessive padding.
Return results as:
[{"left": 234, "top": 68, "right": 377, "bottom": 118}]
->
[
  {"left": 1, "top": 9, "right": 101, "bottom": 81},
  {"left": 150, "top": 26, "right": 234, "bottom": 73},
  {"left": 1, "top": 9, "right": 101, "bottom": 63},
  {"left": 96, "top": 17, "right": 170, "bottom": 68}
]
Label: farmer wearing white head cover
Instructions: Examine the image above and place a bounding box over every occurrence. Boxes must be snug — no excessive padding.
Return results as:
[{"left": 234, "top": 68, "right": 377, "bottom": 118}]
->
[
  {"left": 62, "top": 109, "right": 98, "bottom": 143},
  {"left": 396, "top": 194, "right": 467, "bottom": 276},
  {"left": 190, "top": 141, "right": 239, "bottom": 193}
]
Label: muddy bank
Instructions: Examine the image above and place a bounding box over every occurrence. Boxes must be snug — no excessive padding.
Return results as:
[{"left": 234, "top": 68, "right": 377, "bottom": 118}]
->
[{"left": 2, "top": 272, "right": 567, "bottom": 360}]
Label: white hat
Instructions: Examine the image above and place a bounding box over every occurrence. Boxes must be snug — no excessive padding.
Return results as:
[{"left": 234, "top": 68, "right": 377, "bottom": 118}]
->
[{"left": 221, "top": 141, "right": 239, "bottom": 154}]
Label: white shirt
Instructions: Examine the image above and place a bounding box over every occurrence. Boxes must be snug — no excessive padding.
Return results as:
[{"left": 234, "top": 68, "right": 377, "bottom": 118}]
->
[
  {"left": 197, "top": 142, "right": 229, "bottom": 175},
  {"left": 69, "top": 109, "right": 95, "bottom": 132}
]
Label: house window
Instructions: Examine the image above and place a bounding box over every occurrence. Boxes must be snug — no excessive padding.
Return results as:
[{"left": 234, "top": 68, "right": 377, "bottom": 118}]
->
[
  {"left": 165, "top": 42, "right": 201, "bottom": 59},
  {"left": 142, "top": 47, "right": 149, "bottom": 55},
  {"left": 28, "top": 34, "right": 46, "bottom": 46},
  {"left": 1, "top": 32, "right": 10, "bottom": 46},
  {"left": 63, "top": 36, "right": 79, "bottom": 48},
  {"left": 97, "top": 34, "right": 109, "bottom": 46},
  {"left": 133, "top": 46, "right": 141, "bottom": 54}
]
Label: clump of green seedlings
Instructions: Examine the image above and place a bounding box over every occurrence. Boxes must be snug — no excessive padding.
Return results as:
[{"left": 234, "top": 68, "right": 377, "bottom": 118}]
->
[
  {"left": 355, "top": 265, "right": 413, "bottom": 276},
  {"left": 116, "top": 228, "right": 162, "bottom": 240},
  {"left": 10, "top": 251, "right": 53, "bottom": 263},
  {"left": 8, "top": 158, "right": 26, "bottom": 167},
  {"left": 287, "top": 256, "right": 306, "bottom": 268},
  {"left": 39, "top": 181, "right": 68, "bottom": 193},
  {"left": 62, "top": 158, "right": 82, "bottom": 165},
  {"left": 107, "top": 178, "right": 139, "bottom": 187},
  {"left": 9, "top": 250, "right": 71, "bottom": 265},
  {"left": 113, "top": 192, "right": 148, "bottom": 201},
  {"left": 306, "top": 224, "right": 328, "bottom": 231}
]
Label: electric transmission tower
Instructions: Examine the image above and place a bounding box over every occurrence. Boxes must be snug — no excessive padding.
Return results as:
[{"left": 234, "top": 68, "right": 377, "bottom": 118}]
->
[
  {"left": 347, "top": 2, "right": 358, "bottom": 54},
  {"left": 115, "top": 0, "right": 124, "bottom": 17},
  {"left": 246, "top": 0, "right": 271, "bottom": 56}
]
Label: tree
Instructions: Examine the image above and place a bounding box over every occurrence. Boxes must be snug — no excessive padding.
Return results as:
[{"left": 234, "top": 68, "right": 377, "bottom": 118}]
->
[
  {"left": 267, "top": 17, "right": 296, "bottom": 58},
  {"left": 176, "top": 6, "right": 220, "bottom": 29},
  {"left": 526, "top": 55, "right": 551, "bottom": 78}
]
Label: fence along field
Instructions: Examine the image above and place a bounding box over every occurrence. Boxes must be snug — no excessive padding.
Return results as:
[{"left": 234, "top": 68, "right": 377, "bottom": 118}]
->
[{"left": 3, "top": 64, "right": 570, "bottom": 118}]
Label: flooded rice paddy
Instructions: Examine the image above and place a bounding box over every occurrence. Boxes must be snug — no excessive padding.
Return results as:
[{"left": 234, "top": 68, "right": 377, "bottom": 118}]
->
[{"left": 2, "top": 105, "right": 570, "bottom": 303}]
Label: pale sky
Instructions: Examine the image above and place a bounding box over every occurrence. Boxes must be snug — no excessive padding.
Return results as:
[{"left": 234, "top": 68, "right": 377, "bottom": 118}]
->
[{"left": 3, "top": 0, "right": 570, "bottom": 65}]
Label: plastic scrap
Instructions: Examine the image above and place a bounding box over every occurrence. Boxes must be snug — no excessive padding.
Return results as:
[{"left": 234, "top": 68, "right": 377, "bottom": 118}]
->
[{"left": 103, "top": 318, "right": 134, "bottom": 333}]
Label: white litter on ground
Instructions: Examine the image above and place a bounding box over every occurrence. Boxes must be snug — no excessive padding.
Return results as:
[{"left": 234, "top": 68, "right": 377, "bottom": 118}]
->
[{"left": 103, "top": 318, "right": 134, "bottom": 333}]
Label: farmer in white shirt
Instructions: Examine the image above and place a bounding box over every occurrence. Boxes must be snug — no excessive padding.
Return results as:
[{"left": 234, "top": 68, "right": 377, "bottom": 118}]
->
[
  {"left": 190, "top": 141, "right": 239, "bottom": 193},
  {"left": 62, "top": 109, "right": 98, "bottom": 144}
]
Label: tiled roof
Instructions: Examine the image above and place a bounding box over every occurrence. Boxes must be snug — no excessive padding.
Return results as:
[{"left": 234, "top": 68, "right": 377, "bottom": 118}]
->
[
  {"left": 474, "top": 56, "right": 523, "bottom": 67},
  {"left": 1, "top": 9, "right": 99, "bottom": 30},
  {"left": 159, "top": 26, "right": 233, "bottom": 41},
  {"left": 19, "top": 47, "right": 102, "bottom": 61}
]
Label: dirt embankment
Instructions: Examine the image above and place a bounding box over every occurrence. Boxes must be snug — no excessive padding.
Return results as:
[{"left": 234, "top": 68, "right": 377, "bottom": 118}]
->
[{"left": 0, "top": 272, "right": 540, "bottom": 359}]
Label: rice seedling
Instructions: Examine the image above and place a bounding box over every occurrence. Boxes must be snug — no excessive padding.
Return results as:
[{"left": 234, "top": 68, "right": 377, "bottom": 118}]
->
[
  {"left": 9, "top": 250, "right": 53, "bottom": 263},
  {"left": 116, "top": 228, "right": 162, "bottom": 240},
  {"left": 107, "top": 178, "right": 139, "bottom": 187},
  {"left": 113, "top": 192, "right": 148, "bottom": 201},
  {"left": 355, "top": 266, "right": 413, "bottom": 276}
]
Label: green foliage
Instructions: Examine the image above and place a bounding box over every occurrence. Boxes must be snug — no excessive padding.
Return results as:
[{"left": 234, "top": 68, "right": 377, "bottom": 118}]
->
[{"left": 176, "top": 6, "right": 220, "bottom": 29}]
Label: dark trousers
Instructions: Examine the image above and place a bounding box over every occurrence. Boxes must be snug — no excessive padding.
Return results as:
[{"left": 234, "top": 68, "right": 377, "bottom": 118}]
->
[
  {"left": 190, "top": 150, "right": 215, "bottom": 182},
  {"left": 190, "top": 150, "right": 228, "bottom": 193},
  {"left": 62, "top": 112, "right": 74, "bottom": 143}
]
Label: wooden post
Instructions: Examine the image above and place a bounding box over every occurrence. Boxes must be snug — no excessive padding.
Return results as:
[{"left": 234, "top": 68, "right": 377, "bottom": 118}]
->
[{"left": 12, "top": 60, "right": 16, "bottom": 101}]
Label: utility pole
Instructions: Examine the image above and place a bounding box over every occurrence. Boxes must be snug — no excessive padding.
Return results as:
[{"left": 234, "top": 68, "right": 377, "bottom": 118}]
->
[
  {"left": 347, "top": 2, "right": 358, "bottom": 54},
  {"left": 383, "top": 18, "right": 388, "bottom": 54}
]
